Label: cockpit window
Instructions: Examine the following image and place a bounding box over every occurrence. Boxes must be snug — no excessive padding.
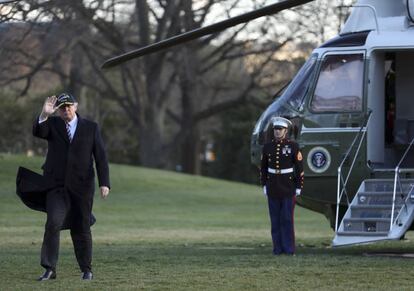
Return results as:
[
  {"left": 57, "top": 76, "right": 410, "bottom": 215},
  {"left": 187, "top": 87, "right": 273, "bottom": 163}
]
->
[
  {"left": 252, "top": 54, "right": 318, "bottom": 136},
  {"left": 274, "top": 54, "right": 318, "bottom": 111},
  {"left": 311, "top": 53, "right": 364, "bottom": 112}
]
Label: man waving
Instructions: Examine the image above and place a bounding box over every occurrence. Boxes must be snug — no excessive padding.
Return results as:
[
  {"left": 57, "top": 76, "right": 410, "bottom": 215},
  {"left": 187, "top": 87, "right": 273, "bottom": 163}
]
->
[{"left": 33, "top": 93, "right": 110, "bottom": 281}]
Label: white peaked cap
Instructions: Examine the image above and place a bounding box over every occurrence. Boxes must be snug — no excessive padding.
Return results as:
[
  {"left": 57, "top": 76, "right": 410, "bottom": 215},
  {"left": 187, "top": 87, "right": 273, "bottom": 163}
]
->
[{"left": 271, "top": 116, "right": 292, "bottom": 128}]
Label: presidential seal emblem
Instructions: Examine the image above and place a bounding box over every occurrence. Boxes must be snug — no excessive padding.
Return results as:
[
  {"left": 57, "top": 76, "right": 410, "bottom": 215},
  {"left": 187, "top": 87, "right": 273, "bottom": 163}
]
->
[{"left": 307, "top": 146, "right": 331, "bottom": 173}]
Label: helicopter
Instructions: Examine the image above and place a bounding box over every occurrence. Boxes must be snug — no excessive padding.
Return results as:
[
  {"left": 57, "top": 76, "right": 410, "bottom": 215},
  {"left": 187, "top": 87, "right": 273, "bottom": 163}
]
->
[{"left": 103, "top": 0, "right": 414, "bottom": 246}]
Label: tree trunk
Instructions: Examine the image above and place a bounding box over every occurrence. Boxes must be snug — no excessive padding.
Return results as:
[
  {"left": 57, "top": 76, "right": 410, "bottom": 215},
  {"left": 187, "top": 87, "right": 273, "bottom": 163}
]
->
[
  {"left": 67, "top": 44, "right": 84, "bottom": 98},
  {"left": 138, "top": 114, "right": 165, "bottom": 168},
  {"left": 177, "top": 44, "right": 202, "bottom": 174},
  {"left": 177, "top": 0, "right": 202, "bottom": 174},
  {"left": 181, "top": 125, "right": 201, "bottom": 174},
  {"left": 67, "top": 0, "right": 85, "bottom": 98}
]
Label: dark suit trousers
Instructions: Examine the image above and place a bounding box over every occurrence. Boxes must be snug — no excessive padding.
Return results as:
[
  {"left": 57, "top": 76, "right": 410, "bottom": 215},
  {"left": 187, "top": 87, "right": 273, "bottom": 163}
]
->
[{"left": 41, "top": 188, "right": 92, "bottom": 272}]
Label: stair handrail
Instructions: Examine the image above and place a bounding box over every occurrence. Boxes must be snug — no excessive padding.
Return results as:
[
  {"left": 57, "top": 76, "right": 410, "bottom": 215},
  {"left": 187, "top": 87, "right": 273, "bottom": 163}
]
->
[
  {"left": 335, "top": 110, "right": 372, "bottom": 231},
  {"left": 392, "top": 183, "right": 414, "bottom": 229},
  {"left": 390, "top": 135, "right": 414, "bottom": 232}
]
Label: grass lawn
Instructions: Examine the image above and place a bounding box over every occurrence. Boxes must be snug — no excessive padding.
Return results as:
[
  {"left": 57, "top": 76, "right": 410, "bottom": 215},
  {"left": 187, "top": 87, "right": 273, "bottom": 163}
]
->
[{"left": 1, "top": 153, "right": 414, "bottom": 290}]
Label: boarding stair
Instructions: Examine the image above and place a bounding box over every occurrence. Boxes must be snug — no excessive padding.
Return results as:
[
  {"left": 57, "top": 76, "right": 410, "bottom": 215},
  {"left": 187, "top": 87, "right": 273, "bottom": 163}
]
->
[
  {"left": 332, "top": 179, "right": 414, "bottom": 246},
  {"left": 332, "top": 111, "right": 414, "bottom": 246}
]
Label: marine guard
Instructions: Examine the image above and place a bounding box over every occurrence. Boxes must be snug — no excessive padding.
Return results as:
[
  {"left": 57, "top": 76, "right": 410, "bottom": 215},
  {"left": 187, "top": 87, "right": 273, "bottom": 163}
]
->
[{"left": 260, "top": 116, "right": 304, "bottom": 255}]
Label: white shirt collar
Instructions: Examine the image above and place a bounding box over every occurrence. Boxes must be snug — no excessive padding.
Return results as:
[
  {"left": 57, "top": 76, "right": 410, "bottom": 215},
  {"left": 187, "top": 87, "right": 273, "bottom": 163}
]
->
[{"left": 67, "top": 114, "right": 78, "bottom": 127}]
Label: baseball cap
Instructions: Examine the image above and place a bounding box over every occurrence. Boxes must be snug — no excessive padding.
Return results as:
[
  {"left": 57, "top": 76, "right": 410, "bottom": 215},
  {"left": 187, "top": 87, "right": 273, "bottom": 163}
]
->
[{"left": 56, "top": 93, "right": 76, "bottom": 108}]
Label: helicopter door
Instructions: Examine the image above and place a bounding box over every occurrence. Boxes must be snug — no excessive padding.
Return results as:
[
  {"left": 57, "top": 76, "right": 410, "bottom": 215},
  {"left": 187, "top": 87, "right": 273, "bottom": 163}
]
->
[
  {"left": 301, "top": 52, "right": 365, "bottom": 204},
  {"left": 367, "top": 50, "right": 414, "bottom": 168},
  {"left": 384, "top": 51, "right": 414, "bottom": 167},
  {"left": 303, "top": 51, "right": 365, "bottom": 176},
  {"left": 394, "top": 52, "right": 414, "bottom": 148}
]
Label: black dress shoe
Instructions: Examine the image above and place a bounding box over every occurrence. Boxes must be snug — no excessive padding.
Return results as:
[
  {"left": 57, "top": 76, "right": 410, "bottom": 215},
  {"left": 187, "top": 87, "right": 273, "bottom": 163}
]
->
[
  {"left": 37, "top": 269, "right": 56, "bottom": 281},
  {"left": 82, "top": 271, "right": 93, "bottom": 280}
]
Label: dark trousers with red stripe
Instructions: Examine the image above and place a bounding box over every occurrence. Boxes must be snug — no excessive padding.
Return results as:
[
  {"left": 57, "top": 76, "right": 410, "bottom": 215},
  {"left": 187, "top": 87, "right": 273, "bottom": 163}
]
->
[{"left": 267, "top": 196, "right": 295, "bottom": 255}]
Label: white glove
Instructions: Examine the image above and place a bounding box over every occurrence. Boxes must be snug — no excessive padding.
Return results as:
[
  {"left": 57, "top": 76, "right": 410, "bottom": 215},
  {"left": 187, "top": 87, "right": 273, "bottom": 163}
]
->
[
  {"left": 295, "top": 189, "right": 301, "bottom": 197},
  {"left": 263, "top": 186, "right": 267, "bottom": 196}
]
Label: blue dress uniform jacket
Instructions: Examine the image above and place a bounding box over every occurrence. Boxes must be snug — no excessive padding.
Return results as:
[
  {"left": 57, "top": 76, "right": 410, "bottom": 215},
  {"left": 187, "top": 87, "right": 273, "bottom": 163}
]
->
[{"left": 260, "top": 138, "right": 304, "bottom": 198}]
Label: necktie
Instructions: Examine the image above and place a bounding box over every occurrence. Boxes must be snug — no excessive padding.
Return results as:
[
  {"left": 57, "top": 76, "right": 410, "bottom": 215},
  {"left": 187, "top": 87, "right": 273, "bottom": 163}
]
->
[{"left": 66, "top": 122, "right": 72, "bottom": 142}]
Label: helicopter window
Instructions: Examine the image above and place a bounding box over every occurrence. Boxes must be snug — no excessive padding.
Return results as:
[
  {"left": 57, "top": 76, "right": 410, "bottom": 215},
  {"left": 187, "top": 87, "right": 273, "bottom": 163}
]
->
[
  {"left": 276, "top": 54, "right": 318, "bottom": 110},
  {"left": 252, "top": 54, "right": 318, "bottom": 137},
  {"left": 311, "top": 54, "right": 364, "bottom": 112}
]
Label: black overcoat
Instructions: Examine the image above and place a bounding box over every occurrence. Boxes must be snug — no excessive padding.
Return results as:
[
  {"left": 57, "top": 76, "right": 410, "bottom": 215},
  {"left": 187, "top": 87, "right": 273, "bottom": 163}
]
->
[
  {"left": 18, "top": 114, "right": 110, "bottom": 230},
  {"left": 32, "top": 114, "right": 110, "bottom": 195},
  {"left": 16, "top": 166, "right": 96, "bottom": 229}
]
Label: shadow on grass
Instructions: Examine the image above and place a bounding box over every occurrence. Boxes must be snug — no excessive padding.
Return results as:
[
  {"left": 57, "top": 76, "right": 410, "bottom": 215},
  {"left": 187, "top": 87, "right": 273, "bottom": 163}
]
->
[{"left": 95, "top": 239, "right": 414, "bottom": 265}]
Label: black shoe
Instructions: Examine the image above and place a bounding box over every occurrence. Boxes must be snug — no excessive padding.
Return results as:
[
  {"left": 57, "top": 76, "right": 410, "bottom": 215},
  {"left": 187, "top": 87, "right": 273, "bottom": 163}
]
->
[
  {"left": 82, "top": 271, "right": 93, "bottom": 280},
  {"left": 37, "top": 269, "right": 56, "bottom": 281}
]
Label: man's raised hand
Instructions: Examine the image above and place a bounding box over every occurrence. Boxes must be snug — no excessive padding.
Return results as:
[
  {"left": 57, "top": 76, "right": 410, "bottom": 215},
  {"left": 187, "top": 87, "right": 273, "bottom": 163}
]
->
[{"left": 40, "top": 96, "right": 57, "bottom": 121}]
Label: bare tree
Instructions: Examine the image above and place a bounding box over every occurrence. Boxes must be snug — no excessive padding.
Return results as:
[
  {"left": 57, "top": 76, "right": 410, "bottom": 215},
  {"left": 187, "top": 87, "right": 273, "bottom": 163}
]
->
[{"left": 0, "top": 0, "right": 351, "bottom": 173}]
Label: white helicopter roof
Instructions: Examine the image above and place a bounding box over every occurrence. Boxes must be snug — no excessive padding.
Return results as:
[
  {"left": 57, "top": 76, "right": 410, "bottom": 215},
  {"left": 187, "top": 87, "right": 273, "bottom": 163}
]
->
[
  {"left": 312, "top": 0, "right": 414, "bottom": 55},
  {"left": 365, "top": 30, "right": 414, "bottom": 51},
  {"left": 341, "top": 0, "right": 414, "bottom": 34}
]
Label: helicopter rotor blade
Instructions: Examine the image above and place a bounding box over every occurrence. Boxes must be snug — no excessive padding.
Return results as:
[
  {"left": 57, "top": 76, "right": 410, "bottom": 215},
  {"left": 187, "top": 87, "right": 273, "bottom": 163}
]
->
[
  {"left": 102, "top": 0, "right": 314, "bottom": 69},
  {"left": 0, "top": 0, "right": 22, "bottom": 3}
]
